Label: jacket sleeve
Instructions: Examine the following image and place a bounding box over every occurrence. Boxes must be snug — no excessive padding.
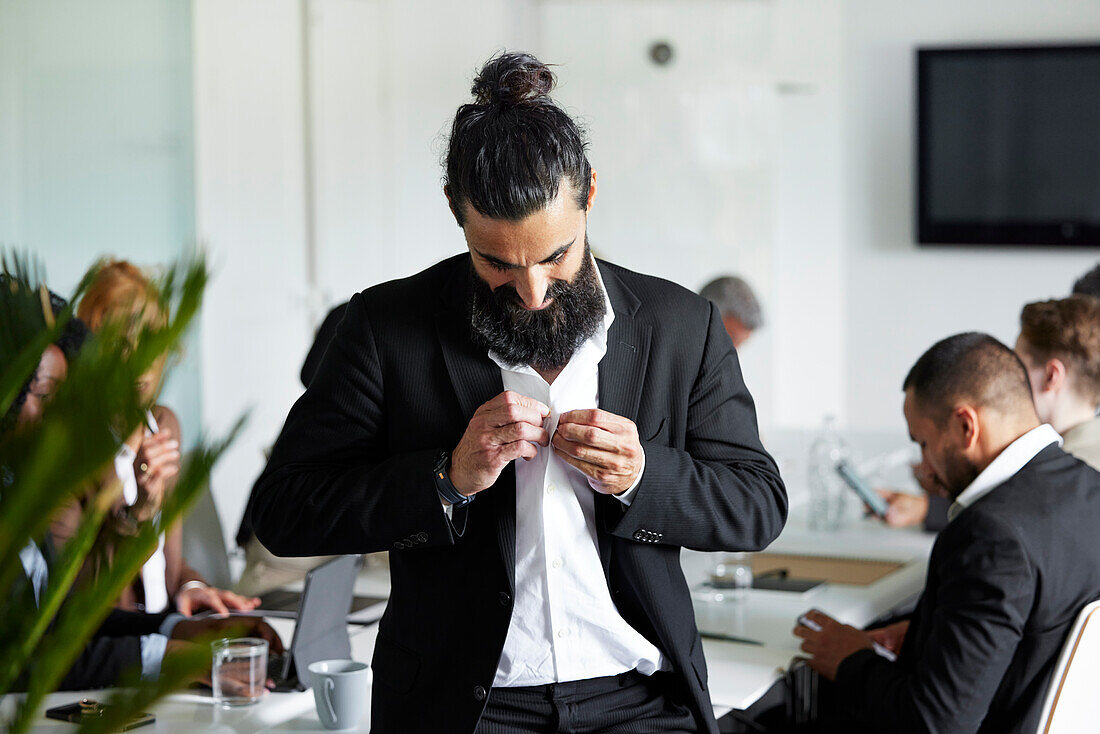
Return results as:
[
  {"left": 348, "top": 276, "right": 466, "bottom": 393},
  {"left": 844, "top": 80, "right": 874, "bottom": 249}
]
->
[
  {"left": 833, "top": 511, "right": 1035, "bottom": 734},
  {"left": 249, "top": 292, "right": 458, "bottom": 557},
  {"left": 611, "top": 303, "right": 787, "bottom": 551}
]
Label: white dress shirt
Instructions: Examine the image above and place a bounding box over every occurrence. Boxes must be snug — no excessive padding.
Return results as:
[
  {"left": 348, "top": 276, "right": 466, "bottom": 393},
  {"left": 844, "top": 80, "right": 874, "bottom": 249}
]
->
[
  {"left": 488, "top": 261, "right": 665, "bottom": 687},
  {"left": 114, "top": 412, "right": 169, "bottom": 613},
  {"left": 948, "top": 423, "right": 1062, "bottom": 522}
]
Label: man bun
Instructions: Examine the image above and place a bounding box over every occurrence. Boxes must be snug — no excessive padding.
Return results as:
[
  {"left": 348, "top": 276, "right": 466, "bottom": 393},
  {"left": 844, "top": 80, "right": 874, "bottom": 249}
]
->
[
  {"left": 471, "top": 52, "right": 555, "bottom": 108},
  {"left": 445, "top": 51, "right": 591, "bottom": 227}
]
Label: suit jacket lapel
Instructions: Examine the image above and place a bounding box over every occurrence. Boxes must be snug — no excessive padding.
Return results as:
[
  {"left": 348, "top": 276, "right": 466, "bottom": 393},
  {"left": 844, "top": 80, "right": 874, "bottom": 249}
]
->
[
  {"left": 434, "top": 262, "right": 516, "bottom": 591},
  {"left": 595, "top": 263, "right": 651, "bottom": 576}
]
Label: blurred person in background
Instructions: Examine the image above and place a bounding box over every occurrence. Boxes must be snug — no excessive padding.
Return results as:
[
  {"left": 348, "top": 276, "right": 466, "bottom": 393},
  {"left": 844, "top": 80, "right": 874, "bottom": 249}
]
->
[
  {"left": 698, "top": 275, "right": 763, "bottom": 349},
  {"left": 50, "top": 260, "right": 258, "bottom": 616},
  {"left": 1015, "top": 295, "right": 1100, "bottom": 470},
  {"left": 7, "top": 292, "right": 283, "bottom": 690}
]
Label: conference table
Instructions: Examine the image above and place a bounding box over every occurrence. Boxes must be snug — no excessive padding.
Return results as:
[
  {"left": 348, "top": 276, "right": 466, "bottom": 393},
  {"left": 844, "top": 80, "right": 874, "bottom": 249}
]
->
[{"left": 2, "top": 508, "right": 934, "bottom": 732}]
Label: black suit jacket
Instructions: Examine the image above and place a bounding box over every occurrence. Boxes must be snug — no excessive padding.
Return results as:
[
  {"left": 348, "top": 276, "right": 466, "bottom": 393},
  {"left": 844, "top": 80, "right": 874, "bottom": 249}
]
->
[
  {"left": 835, "top": 443, "right": 1100, "bottom": 734},
  {"left": 250, "top": 255, "right": 788, "bottom": 733}
]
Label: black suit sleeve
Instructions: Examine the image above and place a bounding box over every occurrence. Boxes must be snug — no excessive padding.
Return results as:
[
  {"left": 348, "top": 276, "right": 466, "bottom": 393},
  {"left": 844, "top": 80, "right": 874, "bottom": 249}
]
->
[
  {"left": 612, "top": 304, "right": 787, "bottom": 551},
  {"left": 250, "top": 293, "right": 458, "bottom": 556},
  {"left": 833, "top": 511, "right": 1034, "bottom": 734},
  {"left": 57, "top": 635, "right": 143, "bottom": 691}
]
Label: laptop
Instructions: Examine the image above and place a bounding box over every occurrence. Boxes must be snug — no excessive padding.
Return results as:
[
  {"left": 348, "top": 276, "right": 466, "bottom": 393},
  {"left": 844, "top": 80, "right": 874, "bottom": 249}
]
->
[{"left": 252, "top": 555, "right": 363, "bottom": 691}]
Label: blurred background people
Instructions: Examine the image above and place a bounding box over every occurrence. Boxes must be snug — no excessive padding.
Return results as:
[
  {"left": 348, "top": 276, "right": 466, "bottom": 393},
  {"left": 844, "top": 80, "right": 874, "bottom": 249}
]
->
[
  {"left": 50, "top": 260, "right": 257, "bottom": 616},
  {"left": 6, "top": 291, "right": 283, "bottom": 690},
  {"left": 699, "top": 275, "right": 763, "bottom": 349},
  {"left": 1015, "top": 295, "right": 1100, "bottom": 470}
]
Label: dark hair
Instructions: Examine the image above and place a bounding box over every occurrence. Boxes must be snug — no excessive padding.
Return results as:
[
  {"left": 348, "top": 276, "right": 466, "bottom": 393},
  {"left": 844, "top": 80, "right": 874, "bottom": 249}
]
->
[
  {"left": 903, "top": 332, "right": 1035, "bottom": 423},
  {"left": 1072, "top": 262, "right": 1100, "bottom": 299},
  {"left": 444, "top": 52, "right": 591, "bottom": 226},
  {"left": 1019, "top": 295, "right": 1100, "bottom": 404}
]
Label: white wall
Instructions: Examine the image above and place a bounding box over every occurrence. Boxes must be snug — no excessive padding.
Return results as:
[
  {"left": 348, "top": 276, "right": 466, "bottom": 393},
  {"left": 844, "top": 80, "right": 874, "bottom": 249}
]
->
[{"left": 841, "top": 0, "right": 1100, "bottom": 432}]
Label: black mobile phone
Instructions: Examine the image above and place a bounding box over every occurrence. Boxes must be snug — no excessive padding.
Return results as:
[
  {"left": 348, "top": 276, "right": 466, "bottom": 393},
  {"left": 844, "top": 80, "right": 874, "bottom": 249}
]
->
[
  {"left": 835, "top": 460, "right": 890, "bottom": 518},
  {"left": 46, "top": 699, "right": 155, "bottom": 730}
]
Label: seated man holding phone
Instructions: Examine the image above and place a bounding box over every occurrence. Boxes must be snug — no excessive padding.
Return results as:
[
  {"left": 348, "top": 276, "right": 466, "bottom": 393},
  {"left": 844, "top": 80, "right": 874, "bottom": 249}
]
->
[{"left": 795, "top": 333, "right": 1100, "bottom": 733}]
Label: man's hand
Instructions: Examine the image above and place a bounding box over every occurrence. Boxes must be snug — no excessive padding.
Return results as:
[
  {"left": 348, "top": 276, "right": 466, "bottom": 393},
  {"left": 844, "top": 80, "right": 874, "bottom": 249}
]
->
[
  {"left": 171, "top": 615, "right": 286, "bottom": 655},
  {"left": 552, "top": 409, "right": 643, "bottom": 496},
  {"left": 875, "top": 489, "right": 930, "bottom": 528},
  {"left": 176, "top": 585, "right": 261, "bottom": 616},
  {"left": 793, "top": 609, "right": 874, "bottom": 681},
  {"left": 449, "top": 391, "right": 550, "bottom": 496},
  {"left": 168, "top": 616, "right": 284, "bottom": 689},
  {"left": 867, "top": 620, "right": 909, "bottom": 655}
]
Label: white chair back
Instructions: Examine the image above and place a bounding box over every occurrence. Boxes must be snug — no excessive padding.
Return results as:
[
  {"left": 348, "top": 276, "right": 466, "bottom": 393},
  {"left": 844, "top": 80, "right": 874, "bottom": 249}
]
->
[{"left": 1036, "top": 599, "right": 1100, "bottom": 734}]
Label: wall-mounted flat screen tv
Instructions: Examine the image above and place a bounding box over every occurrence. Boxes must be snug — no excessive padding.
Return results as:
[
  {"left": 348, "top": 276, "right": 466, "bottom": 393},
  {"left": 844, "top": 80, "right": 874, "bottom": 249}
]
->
[{"left": 917, "top": 44, "right": 1100, "bottom": 246}]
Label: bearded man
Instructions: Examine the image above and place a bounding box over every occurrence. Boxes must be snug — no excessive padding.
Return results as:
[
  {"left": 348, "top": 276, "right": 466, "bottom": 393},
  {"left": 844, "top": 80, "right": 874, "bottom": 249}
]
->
[{"left": 250, "top": 52, "right": 786, "bottom": 734}]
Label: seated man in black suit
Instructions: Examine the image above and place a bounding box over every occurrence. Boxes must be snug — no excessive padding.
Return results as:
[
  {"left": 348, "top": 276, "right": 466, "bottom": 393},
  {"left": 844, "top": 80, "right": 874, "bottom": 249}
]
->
[{"left": 795, "top": 332, "right": 1100, "bottom": 734}]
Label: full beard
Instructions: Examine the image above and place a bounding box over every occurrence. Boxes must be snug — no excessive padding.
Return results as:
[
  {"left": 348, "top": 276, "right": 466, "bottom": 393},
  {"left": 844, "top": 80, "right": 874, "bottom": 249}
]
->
[{"left": 468, "top": 241, "right": 605, "bottom": 372}]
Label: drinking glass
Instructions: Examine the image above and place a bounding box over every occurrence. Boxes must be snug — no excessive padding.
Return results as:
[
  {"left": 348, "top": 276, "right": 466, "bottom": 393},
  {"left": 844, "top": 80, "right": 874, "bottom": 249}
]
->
[
  {"left": 212, "top": 637, "right": 268, "bottom": 706},
  {"left": 709, "top": 552, "right": 754, "bottom": 602}
]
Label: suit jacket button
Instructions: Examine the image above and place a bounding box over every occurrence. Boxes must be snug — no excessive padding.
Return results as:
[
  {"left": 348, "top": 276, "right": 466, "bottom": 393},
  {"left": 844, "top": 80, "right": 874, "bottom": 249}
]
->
[
  {"left": 474, "top": 685, "right": 487, "bottom": 701},
  {"left": 499, "top": 591, "right": 511, "bottom": 606},
  {"left": 416, "top": 532, "right": 428, "bottom": 543},
  {"left": 393, "top": 541, "right": 405, "bottom": 550},
  {"left": 633, "top": 531, "right": 645, "bottom": 541}
]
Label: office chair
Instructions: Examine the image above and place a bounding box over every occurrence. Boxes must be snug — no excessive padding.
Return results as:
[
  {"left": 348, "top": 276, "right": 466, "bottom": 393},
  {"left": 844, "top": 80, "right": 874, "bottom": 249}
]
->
[{"left": 1035, "top": 599, "right": 1100, "bottom": 734}]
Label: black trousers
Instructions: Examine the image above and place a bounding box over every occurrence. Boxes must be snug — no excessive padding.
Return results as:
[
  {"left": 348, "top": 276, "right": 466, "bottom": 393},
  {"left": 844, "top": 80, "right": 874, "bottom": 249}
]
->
[{"left": 474, "top": 670, "right": 698, "bottom": 734}]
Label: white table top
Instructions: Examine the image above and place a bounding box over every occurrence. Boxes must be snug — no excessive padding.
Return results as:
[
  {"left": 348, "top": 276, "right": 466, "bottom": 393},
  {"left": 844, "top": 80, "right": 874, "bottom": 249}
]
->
[{"left": 3, "top": 508, "right": 935, "bottom": 730}]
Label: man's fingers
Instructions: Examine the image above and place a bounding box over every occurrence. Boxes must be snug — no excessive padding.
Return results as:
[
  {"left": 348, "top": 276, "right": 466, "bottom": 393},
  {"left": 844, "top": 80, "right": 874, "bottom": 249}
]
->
[
  {"left": 492, "top": 421, "right": 549, "bottom": 447},
  {"left": 176, "top": 595, "right": 194, "bottom": 616},
  {"left": 554, "top": 421, "right": 617, "bottom": 451},
  {"left": 804, "top": 609, "right": 836, "bottom": 627},
  {"left": 483, "top": 391, "right": 549, "bottom": 421},
  {"left": 558, "top": 408, "right": 623, "bottom": 431}
]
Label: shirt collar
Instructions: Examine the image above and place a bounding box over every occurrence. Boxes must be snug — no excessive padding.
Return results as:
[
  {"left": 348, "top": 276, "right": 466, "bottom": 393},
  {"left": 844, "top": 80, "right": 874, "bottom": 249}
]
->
[
  {"left": 950, "top": 423, "right": 1062, "bottom": 518},
  {"left": 486, "top": 255, "right": 614, "bottom": 374}
]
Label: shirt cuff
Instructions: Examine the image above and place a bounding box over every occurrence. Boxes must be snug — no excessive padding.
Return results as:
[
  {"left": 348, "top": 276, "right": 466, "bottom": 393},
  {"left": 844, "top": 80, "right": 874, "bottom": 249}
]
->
[
  {"left": 159, "top": 612, "right": 185, "bottom": 638},
  {"left": 139, "top": 633, "right": 169, "bottom": 681},
  {"left": 613, "top": 448, "right": 646, "bottom": 506}
]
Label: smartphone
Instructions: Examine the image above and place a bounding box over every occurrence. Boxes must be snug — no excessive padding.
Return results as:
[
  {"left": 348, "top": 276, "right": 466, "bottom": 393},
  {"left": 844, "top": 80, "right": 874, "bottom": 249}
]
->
[
  {"left": 835, "top": 460, "right": 889, "bottom": 518},
  {"left": 46, "top": 699, "right": 155, "bottom": 730}
]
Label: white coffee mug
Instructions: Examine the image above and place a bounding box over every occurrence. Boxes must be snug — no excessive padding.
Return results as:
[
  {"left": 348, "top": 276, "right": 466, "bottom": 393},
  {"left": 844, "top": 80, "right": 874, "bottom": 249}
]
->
[{"left": 307, "top": 659, "right": 371, "bottom": 730}]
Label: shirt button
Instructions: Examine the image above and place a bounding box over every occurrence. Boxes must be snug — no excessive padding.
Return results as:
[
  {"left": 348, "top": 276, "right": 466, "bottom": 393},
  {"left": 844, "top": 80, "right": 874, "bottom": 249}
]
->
[
  {"left": 498, "top": 591, "right": 511, "bottom": 606},
  {"left": 551, "top": 558, "right": 563, "bottom": 569},
  {"left": 473, "top": 685, "right": 487, "bottom": 701},
  {"left": 557, "top": 628, "right": 570, "bottom": 638},
  {"left": 546, "top": 484, "right": 556, "bottom": 494}
]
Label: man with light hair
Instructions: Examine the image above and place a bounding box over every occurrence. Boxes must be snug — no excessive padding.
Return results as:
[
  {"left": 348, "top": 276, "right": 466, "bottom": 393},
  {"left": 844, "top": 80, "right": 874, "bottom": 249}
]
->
[{"left": 699, "top": 275, "right": 763, "bottom": 348}]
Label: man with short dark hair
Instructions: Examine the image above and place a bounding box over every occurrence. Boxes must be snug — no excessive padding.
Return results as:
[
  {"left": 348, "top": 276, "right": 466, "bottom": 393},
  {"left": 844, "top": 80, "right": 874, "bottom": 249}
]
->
[
  {"left": 698, "top": 275, "right": 763, "bottom": 348},
  {"left": 795, "top": 332, "right": 1100, "bottom": 733},
  {"left": 250, "top": 52, "right": 786, "bottom": 734}
]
